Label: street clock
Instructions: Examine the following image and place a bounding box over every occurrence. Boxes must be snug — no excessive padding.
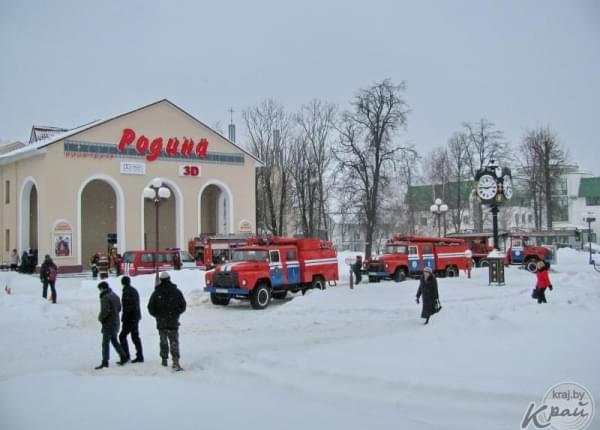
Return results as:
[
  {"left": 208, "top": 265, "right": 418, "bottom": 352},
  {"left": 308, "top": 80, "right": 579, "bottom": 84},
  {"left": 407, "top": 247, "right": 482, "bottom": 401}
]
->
[
  {"left": 475, "top": 162, "right": 512, "bottom": 204},
  {"left": 476, "top": 174, "right": 498, "bottom": 200}
]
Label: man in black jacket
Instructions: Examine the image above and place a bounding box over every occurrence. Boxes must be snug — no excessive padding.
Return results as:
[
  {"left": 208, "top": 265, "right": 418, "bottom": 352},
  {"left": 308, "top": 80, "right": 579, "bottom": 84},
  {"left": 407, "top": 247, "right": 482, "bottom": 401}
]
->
[
  {"left": 118, "top": 276, "right": 144, "bottom": 363},
  {"left": 148, "top": 272, "right": 186, "bottom": 371},
  {"left": 95, "top": 281, "right": 128, "bottom": 369}
]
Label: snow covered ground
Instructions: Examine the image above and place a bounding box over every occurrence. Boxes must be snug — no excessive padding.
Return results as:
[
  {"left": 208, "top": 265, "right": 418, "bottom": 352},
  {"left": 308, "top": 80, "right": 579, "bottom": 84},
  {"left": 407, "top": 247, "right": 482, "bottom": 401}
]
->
[{"left": 0, "top": 249, "right": 598, "bottom": 430}]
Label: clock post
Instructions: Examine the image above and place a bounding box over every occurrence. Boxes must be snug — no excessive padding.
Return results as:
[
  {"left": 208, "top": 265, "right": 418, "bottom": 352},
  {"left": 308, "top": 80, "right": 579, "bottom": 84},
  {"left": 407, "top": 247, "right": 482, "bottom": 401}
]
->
[{"left": 475, "top": 160, "right": 513, "bottom": 252}]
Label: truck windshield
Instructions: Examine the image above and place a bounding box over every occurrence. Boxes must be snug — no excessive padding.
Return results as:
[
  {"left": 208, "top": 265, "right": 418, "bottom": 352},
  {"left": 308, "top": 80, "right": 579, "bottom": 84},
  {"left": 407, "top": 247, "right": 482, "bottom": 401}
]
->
[
  {"left": 232, "top": 250, "right": 268, "bottom": 262},
  {"left": 386, "top": 245, "right": 408, "bottom": 254}
]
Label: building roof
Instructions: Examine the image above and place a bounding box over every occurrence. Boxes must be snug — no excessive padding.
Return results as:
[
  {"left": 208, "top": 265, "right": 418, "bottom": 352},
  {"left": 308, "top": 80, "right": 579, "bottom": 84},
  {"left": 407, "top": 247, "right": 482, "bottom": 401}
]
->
[
  {"left": 578, "top": 177, "right": 600, "bottom": 198},
  {"left": 0, "top": 141, "right": 26, "bottom": 155},
  {"left": 407, "top": 179, "right": 532, "bottom": 211},
  {"left": 0, "top": 99, "right": 263, "bottom": 166},
  {"left": 29, "top": 126, "right": 69, "bottom": 144},
  {"left": 406, "top": 181, "right": 474, "bottom": 211}
]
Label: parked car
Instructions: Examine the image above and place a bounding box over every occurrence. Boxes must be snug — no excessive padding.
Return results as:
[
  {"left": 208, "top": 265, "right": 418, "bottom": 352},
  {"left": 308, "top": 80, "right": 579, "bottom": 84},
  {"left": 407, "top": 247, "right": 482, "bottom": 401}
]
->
[{"left": 121, "top": 249, "right": 185, "bottom": 276}]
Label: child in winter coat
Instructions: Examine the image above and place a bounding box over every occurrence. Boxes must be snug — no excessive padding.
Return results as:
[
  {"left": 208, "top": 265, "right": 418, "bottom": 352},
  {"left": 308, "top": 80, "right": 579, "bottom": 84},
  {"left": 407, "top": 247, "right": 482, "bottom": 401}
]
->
[{"left": 534, "top": 261, "right": 552, "bottom": 304}]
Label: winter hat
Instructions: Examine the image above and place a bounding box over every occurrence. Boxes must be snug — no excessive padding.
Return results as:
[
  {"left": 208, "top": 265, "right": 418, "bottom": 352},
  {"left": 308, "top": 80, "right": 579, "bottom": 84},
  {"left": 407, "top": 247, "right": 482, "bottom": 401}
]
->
[
  {"left": 121, "top": 276, "right": 131, "bottom": 286},
  {"left": 97, "top": 281, "right": 109, "bottom": 290},
  {"left": 159, "top": 271, "right": 170, "bottom": 280},
  {"left": 423, "top": 267, "right": 433, "bottom": 274}
]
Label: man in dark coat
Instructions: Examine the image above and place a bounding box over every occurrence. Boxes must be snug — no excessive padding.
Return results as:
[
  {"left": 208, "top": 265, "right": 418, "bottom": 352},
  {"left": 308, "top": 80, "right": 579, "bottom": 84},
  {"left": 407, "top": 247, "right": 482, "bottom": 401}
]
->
[
  {"left": 40, "top": 254, "right": 58, "bottom": 303},
  {"left": 95, "top": 281, "right": 128, "bottom": 369},
  {"left": 352, "top": 255, "right": 363, "bottom": 285},
  {"left": 416, "top": 266, "right": 440, "bottom": 325},
  {"left": 118, "top": 276, "right": 144, "bottom": 363},
  {"left": 148, "top": 272, "right": 186, "bottom": 371}
]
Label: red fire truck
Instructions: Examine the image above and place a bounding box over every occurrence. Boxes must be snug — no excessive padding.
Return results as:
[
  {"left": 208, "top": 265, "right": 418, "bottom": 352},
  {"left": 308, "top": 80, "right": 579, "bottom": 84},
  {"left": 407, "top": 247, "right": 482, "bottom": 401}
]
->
[
  {"left": 366, "top": 235, "right": 470, "bottom": 282},
  {"left": 204, "top": 237, "right": 339, "bottom": 309},
  {"left": 188, "top": 234, "right": 250, "bottom": 270},
  {"left": 448, "top": 232, "right": 553, "bottom": 271},
  {"left": 446, "top": 232, "right": 498, "bottom": 267},
  {"left": 504, "top": 235, "right": 553, "bottom": 271}
]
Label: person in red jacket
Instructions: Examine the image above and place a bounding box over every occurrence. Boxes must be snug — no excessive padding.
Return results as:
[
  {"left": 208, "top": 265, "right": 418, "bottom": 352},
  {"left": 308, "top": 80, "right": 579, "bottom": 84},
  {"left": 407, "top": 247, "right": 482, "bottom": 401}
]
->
[{"left": 535, "top": 261, "right": 553, "bottom": 304}]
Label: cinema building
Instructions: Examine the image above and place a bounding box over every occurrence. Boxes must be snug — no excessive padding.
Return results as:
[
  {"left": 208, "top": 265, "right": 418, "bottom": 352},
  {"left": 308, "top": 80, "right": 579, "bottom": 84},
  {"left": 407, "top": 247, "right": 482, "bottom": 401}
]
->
[{"left": 0, "top": 99, "right": 260, "bottom": 271}]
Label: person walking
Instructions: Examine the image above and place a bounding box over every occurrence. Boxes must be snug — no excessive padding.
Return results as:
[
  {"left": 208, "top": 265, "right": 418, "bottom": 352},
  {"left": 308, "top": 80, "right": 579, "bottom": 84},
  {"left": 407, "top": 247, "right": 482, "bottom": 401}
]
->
[
  {"left": 95, "top": 281, "right": 128, "bottom": 369},
  {"left": 147, "top": 272, "right": 186, "bottom": 371},
  {"left": 9, "top": 249, "right": 19, "bottom": 271},
  {"left": 40, "top": 254, "right": 58, "bottom": 303},
  {"left": 534, "top": 261, "right": 553, "bottom": 304},
  {"left": 416, "top": 266, "right": 440, "bottom": 325},
  {"left": 118, "top": 276, "right": 144, "bottom": 363},
  {"left": 352, "top": 255, "right": 363, "bottom": 285}
]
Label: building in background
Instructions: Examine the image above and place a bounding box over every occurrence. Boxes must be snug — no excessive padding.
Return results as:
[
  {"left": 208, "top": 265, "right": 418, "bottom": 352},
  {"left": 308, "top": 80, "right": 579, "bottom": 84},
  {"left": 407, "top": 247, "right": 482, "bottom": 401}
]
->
[{"left": 0, "top": 100, "right": 261, "bottom": 271}]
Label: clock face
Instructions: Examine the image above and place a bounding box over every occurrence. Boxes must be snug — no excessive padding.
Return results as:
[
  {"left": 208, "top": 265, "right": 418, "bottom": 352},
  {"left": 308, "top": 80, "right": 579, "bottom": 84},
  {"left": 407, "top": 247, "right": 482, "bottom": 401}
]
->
[
  {"left": 477, "top": 174, "right": 498, "bottom": 200},
  {"left": 503, "top": 175, "right": 513, "bottom": 199}
]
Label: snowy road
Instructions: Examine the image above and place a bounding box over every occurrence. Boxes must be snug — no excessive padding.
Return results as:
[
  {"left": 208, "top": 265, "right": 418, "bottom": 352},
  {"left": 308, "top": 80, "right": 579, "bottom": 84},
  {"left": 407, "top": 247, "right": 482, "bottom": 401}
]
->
[{"left": 0, "top": 249, "right": 598, "bottom": 430}]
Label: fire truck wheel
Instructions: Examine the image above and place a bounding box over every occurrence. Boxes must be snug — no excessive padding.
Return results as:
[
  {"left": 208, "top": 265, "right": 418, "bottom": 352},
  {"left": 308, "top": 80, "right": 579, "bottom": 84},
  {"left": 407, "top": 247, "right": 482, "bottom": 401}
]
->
[
  {"left": 525, "top": 259, "right": 539, "bottom": 272},
  {"left": 312, "top": 276, "right": 326, "bottom": 290},
  {"left": 272, "top": 290, "right": 288, "bottom": 299},
  {"left": 478, "top": 259, "right": 490, "bottom": 268},
  {"left": 393, "top": 269, "right": 407, "bottom": 282},
  {"left": 251, "top": 284, "right": 271, "bottom": 309},
  {"left": 445, "top": 266, "right": 459, "bottom": 278},
  {"left": 210, "top": 293, "right": 230, "bottom": 306}
]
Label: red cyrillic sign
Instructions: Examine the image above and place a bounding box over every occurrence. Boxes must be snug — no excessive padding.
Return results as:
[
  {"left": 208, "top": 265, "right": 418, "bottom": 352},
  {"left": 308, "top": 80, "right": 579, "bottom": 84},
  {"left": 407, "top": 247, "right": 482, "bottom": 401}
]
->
[{"left": 117, "top": 128, "right": 209, "bottom": 162}]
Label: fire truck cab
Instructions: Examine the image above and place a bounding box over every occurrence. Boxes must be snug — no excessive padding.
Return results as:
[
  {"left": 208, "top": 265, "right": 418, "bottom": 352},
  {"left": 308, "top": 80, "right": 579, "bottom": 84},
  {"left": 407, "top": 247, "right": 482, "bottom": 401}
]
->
[
  {"left": 366, "top": 235, "right": 470, "bottom": 282},
  {"left": 204, "top": 237, "right": 338, "bottom": 309},
  {"left": 504, "top": 235, "right": 553, "bottom": 271}
]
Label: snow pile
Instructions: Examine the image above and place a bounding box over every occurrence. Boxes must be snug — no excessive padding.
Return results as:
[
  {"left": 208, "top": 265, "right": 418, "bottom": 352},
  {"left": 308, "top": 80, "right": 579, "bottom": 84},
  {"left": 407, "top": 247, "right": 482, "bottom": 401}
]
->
[{"left": 0, "top": 249, "right": 598, "bottom": 430}]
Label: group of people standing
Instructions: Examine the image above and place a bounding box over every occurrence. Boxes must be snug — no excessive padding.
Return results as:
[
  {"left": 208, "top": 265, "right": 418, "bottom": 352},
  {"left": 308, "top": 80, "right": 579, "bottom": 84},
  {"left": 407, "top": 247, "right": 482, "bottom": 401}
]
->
[
  {"left": 95, "top": 272, "right": 187, "bottom": 371},
  {"left": 9, "top": 248, "right": 38, "bottom": 273}
]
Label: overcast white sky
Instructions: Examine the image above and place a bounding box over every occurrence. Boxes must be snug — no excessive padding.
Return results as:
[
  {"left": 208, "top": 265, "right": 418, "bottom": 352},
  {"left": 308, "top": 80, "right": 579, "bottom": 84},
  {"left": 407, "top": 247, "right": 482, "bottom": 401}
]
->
[{"left": 1, "top": 0, "right": 599, "bottom": 174}]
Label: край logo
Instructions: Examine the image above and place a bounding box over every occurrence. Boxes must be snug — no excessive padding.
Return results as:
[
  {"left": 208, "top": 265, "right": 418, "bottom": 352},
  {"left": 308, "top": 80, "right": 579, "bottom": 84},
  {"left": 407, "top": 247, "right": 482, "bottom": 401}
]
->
[{"left": 521, "top": 382, "right": 595, "bottom": 430}]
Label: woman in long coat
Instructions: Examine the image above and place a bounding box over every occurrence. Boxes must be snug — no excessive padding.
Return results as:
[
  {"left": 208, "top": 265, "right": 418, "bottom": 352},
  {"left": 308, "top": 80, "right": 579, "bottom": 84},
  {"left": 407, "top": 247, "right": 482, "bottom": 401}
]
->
[{"left": 416, "top": 266, "right": 439, "bottom": 325}]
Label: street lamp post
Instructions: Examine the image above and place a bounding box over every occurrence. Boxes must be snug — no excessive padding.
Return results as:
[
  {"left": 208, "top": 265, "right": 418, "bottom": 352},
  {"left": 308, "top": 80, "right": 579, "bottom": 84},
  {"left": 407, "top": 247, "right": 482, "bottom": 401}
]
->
[
  {"left": 143, "top": 178, "right": 171, "bottom": 283},
  {"left": 430, "top": 198, "right": 449, "bottom": 237},
  {"left": 583, "top": 215, "right": 596, "bottom": 264}
]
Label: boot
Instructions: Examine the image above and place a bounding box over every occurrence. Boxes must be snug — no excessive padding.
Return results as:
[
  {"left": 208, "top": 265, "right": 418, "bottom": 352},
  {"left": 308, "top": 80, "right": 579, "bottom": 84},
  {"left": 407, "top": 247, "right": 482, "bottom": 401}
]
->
[
  {"left": 424, "top": 317, "right": 430, "bottom": 325},
  {"left": 116, "top": 356, "right": 129, "bottom": 366},
  {"left": 131, "top": 355, "right": 144, "bottom": 363},
  {"left": 172, "top": 358, "right": 183, "bottom": 371},
  {"left": 161, "top": 357, "right": 168, "bottom": 367},
  {"left": 95, "top": 361, "right": 108, "bottom": 370}
]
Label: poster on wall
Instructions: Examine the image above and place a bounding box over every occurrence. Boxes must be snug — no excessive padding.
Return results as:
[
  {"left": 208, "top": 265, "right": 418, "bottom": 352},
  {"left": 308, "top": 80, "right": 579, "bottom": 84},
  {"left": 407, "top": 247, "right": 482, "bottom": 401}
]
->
[
  {"left": 53, "top": 221, "right": 73, "bottom": 258},
  {"left": 238, "top": 219, "right": 253, "bottom": 234}
]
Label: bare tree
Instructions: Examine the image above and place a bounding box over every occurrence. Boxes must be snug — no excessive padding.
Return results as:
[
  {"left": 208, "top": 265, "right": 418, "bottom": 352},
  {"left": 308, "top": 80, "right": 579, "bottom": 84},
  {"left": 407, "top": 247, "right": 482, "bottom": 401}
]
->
[
  {"left": 334, "top": 79, "right": 412, "bottom": 257},
  {"left": 243, "top": 99, "right": 292, "bottom": 236},
  {"left": 461, "top": 119, "right": 509, "bottom": 231},
  {"left": 290, "top": 100, "right": 337, "bottom": 238},
  {"left": 519, "top": 127, "right": 569, "bottom": 230},
  {"left": 447, "top": 132, "right": 470, "bottom": 233},
  {"left": 397, "top": 150, "right": 421, "bottom": 235}
]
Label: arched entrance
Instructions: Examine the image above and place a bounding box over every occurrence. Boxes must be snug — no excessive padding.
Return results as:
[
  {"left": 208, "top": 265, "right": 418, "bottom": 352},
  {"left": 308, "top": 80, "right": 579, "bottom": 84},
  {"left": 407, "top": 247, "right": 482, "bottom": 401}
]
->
[
  {"left": 143, "top": 184, "right": 177, "bottom": 250},
  {"left": 19, "top": 178, "right": 39, "bottom": 253},
  {"left": 199, "top": 182, "right": 233, "bottom": 234},
  {"left": 80, "top": 180, "right": 117, "bottom": 268}
]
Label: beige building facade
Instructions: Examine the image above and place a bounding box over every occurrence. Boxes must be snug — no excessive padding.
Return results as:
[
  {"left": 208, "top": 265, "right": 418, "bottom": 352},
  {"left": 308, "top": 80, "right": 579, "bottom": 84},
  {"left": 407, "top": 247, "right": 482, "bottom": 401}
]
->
[{"left": 0, "top": 100, "right": 259, "bottom": 271}]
